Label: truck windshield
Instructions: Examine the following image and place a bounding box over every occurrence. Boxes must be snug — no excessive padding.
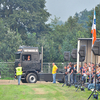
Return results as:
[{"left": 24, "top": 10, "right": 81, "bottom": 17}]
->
[{"left": 15, "top": 54, "right": 20, "bottom": 59}]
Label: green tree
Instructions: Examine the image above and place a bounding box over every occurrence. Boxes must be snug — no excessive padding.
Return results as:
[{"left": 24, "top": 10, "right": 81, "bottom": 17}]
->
[
  {"left": 25, "top": 32, "right": 37, "bottom": 47},
  {"left": 0, "top": 0, "right": 51, "bottom": 42},
  {"left": 65, "top": 15, "right": 88, "bottom": 48},
  {"left": 0, "top": 19, "right": 7, "bottom": 41},
  {"left": 77, "top": 9, "right": 92, "bottom": 28},
  {"left": 0, "top": 29, "right": 23, "bottom": 61}
]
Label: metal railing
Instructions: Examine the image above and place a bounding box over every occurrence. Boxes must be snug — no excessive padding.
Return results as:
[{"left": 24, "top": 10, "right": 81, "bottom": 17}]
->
[
  {"left": 0, "top": 62, "right": 66, "bottom": 79},
  {"left": 43, "top": 62, "right": 66, "bottom": 73}
]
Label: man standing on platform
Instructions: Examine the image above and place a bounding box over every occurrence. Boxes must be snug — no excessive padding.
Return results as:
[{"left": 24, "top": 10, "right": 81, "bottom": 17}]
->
[{"left": 52, "top": 63, "right": 58, "bottom": 83}]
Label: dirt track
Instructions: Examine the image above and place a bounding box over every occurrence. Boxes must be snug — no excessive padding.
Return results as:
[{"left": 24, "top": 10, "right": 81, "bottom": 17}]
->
[{"left": 0, "top": 80, "right": 53, "bottom": 85}]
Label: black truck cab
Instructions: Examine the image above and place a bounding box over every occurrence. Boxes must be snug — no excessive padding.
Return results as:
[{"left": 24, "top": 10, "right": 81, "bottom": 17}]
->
[{"left": 15, "top": 46, "right": 41, "bottom": 83}]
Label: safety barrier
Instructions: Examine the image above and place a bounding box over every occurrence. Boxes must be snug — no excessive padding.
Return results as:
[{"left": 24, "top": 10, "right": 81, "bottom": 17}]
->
[{"left": 0, "top": 62, "right": 66, "bottom": 79}]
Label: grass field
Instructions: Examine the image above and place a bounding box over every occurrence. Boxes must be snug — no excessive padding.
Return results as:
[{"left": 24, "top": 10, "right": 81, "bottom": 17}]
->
[{"left": 0, "top": 82, "right": 99, "bottom": 100}]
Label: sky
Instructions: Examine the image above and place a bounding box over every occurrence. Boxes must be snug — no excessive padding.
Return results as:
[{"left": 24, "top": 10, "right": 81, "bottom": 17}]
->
[{"left": 45, "top": 0, "right": 100, "bottom": 23}]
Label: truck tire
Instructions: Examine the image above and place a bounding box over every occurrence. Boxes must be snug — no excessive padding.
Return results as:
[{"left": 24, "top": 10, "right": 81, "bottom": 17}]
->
[{"left": 26, "top": 73, "right": 37, "bottom": 83}]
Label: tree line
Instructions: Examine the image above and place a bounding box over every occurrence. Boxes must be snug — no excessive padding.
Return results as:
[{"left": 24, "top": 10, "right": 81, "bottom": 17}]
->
[{"left": 0, "top": 0, "right": 100, "bottom": 62}]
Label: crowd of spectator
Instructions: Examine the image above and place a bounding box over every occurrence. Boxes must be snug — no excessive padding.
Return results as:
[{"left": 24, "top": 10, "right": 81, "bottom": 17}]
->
[{"left": 64, "top": 62, "right": 100, "bottom": 87}]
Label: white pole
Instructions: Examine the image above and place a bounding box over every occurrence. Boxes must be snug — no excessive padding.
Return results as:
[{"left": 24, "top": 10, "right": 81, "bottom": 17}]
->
[
  {"left": 90, "top": 40, "right": 93, "bottom": 83},
  {"left": 77, "top": 39, "right": 80, "bottom": 72}
]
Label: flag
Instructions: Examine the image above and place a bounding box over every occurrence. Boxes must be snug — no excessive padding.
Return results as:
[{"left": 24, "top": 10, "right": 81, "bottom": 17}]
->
[
  {"left": 91, "top": 24, "right": 93, "bottom": 34},
  {"left": 92, "top": 8, "right": 96, "bottom": 45}
]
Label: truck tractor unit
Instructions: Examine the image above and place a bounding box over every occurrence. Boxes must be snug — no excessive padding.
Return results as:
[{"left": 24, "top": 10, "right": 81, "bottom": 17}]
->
[{"left": 15, "top": 46, "right": 64, "bottom": 83}]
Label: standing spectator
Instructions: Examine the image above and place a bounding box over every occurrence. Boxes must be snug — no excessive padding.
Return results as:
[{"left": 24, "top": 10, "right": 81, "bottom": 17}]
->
[
  {"left": 16, "top": 63, "right": 23, "bottom": 85},
  {"left": 67, "top": 65, "right": 71, "bottom": 85},
  {"left": 92, "top": 63, "right": 96, "bottom": 83},
  {"left": 82, "top": 65, "right": 87, "bottom": 83},
  {"left": 78, "top": 65, "right": 83, "bottom": 74},
  {"left": 96, "top": 64, "right": 100, "bottom": 82},
  {"left": 69, "top": 64, "right": 74, "bottom": 84},
  {"left": 52, "top": 63, "right": 58, "bottom": 83},
  {"left": 73, "top": 64, "right": 77, "bottom": 84},
  {"left": 64, "top": 66, "right": 67, "bottom": 86},
  {"left": 88, "top": 62, "right": 92, "bottom": 83}
]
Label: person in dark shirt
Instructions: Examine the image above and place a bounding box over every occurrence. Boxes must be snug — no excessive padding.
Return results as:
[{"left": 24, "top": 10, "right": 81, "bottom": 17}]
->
[
  {"left": 69, "top": 64, "right": 74, "bottom": 84},
  {"left": 64, "top": 66, "right": 67, "bottom": 86},
  {"left": 73, "top": 64, "right": 77, "bottom": 84}
]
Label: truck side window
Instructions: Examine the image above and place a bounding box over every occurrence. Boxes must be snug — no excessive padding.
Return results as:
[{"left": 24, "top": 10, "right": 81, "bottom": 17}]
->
[{"left": 22, "top": 55, "right": 31, "bottom": 61}]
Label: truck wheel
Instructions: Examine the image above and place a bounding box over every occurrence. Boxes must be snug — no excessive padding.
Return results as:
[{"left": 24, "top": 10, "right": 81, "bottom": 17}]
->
[{"left": 26, "top": 73, "right": 37, "bottom": 83}]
